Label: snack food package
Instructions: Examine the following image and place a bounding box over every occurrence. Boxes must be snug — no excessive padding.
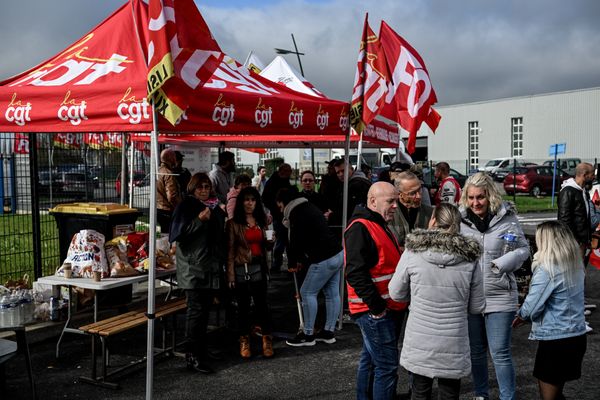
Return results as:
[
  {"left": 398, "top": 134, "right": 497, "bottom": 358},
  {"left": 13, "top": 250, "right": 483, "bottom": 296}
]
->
[
  {"left": 59, "top": 230, "right": 109, "bottom": 278},
  {"left": 105, "top": 236, "right": 138, "bottom": 277}
]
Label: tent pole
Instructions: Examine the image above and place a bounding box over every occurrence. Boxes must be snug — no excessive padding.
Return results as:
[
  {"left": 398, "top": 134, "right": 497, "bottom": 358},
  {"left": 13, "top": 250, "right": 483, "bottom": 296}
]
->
[
  {"left": 129, "top": 142, "right": 135, "bottom": 207},
  {"left": 337, "top": 129, "right": 351, "bottom": 330},
  {"left": 120, "top": 133, "right": 127, "bottom": 205},
  {"left": 145, "top": 106, "right": 159, "bottom": 400}
]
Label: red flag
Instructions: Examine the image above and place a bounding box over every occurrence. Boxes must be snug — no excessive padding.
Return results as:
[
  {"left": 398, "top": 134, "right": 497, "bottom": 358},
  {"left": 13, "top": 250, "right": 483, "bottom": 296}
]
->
[
  {"left": 350, "top": 14, "right": 390, "bottom": 134},
  {"left": 378, "top": 21, "right": 439, "bottom": 154},
  {"left": 13, "top": 133, "right": 29, "bottom": 154},
  {"left": 53, "top": 133, "right": 81, "bottom": 149},
  {"left": 147, "top": 0, "right": 223, "bottom": 125}
]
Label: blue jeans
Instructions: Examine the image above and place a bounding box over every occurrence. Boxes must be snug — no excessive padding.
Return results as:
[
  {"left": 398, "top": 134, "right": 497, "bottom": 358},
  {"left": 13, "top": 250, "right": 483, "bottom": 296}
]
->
[
  {"left": 468, "top": 312, "right": 516, "bottom": 400},
  {"left": 355, "top": 310, "right": 405, "bottom": 400},
  {"left": 300, "top": 250, "right": 343, "bottom": 334}
]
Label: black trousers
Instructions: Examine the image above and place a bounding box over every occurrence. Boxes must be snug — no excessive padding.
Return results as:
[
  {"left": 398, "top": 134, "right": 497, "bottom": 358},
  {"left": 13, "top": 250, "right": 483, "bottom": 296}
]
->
[
  {"left": 411, "top": 373, "right": 461, "bottom": 400},
  {"left": 184, "top": 289, "right": 214, "bottom": 359},
  {"left": 234, "top": 279, "right": 272, "bottom": 336}
]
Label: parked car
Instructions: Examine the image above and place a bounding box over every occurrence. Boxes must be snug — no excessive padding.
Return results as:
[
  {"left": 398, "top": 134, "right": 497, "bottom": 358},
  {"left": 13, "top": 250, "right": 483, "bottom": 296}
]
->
[
  {"left": 494, "top": 162, "right": 538, "bottom": 182},
  {"left": 503, "top": 165, "right": 571, "bottom": 197},
  {"left": 479, "top": 157, "right": 534, "bottom": 181},
  {"left": 38, "top": 171, "right": 64, "bottom": 195},
  {"left": 115, "top": 171, "right": 148, "bottom": 196},
  {"left": 542, "top": 158, "right": 581, "bottom": 177},
  {"left": 60, "top": 172, "right": 95, "bottom": 199}
]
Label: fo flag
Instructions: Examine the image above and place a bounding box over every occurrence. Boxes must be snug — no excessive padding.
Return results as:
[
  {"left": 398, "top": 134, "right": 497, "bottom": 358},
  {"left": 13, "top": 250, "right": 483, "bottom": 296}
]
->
[
  {"left": 378, "top": 22, "right": 440, "bottom": 154},
  {"left": 350, "top": 14, "right": 390, "bottom": 134},
  {"left": 147, "top": 0, "right": 223, "bottom": 125}
]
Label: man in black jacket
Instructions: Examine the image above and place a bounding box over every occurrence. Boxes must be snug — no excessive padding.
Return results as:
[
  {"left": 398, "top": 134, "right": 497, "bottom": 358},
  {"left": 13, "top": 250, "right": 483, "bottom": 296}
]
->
[
  {"left": 558, "top": 162, "right": 596, "bottom": 331},
  {"left": 558, "top": 162, "right": 595, "bottom": 254},
  {"left": 276, "top": 189, "right": 344, "bottom": 346}
]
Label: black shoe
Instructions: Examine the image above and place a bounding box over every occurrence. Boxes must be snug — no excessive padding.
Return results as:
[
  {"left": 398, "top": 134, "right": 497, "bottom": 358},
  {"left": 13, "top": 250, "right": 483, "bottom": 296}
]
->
[
  {"left": 315, "top": 329, "right": 336, "bottom": 344},
  {"left": 186, "top": 353, "right": 215, "bottom": 374},
  {"left": 285, "top": 332, "right": 316, "bottom": 347}
]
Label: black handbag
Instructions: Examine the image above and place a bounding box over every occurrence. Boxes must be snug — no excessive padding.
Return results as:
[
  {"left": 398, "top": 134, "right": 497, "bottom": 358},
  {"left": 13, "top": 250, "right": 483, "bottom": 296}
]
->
[{"left": 235, "top": 262, "right": 262, "bottom": 283}]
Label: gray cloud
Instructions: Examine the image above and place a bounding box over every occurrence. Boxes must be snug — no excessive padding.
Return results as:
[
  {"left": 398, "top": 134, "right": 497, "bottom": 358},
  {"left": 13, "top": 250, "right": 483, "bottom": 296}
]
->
[{"left": 1, "top": 0, "right": 599, "bottom": 106}]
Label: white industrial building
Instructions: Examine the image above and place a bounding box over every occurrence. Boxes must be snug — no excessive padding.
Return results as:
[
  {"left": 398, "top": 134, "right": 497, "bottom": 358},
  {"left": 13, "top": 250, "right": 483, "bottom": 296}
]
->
[{"left": 425, "top": 86, "right": 600, "bottom": 174}]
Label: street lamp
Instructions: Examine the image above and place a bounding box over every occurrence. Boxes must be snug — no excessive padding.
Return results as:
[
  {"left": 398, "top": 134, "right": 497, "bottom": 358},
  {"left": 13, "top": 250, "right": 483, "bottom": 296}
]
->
[
  {"left": 274, "top": 33, "right": 305, "bottom": 77},
  {"left": 275, "top": 34, "right": 316, "bottom": 171}
]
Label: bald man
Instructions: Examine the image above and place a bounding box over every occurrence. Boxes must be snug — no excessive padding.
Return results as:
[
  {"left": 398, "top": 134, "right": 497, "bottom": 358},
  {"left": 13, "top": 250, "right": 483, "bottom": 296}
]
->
[{"left": 344, "top": 182, "right": 409, "bottom": 400}]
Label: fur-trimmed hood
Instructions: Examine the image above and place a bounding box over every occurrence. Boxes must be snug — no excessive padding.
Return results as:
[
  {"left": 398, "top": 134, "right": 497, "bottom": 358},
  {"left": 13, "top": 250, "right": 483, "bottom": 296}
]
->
[{"left": 405, "top": 229, "right": 481, "bottom": 265}]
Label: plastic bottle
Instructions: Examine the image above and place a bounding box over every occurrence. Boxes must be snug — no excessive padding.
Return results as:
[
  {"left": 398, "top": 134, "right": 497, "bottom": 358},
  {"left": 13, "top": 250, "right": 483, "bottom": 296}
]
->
[
  {"left": 0, "top": 294, "right": 10, "bottom": 326},
  {"left": 49, "top": 296, "right": 60, "bottom": 322},
  {"left": 502, "top": 223, "right": 519, "bottom": 255}
]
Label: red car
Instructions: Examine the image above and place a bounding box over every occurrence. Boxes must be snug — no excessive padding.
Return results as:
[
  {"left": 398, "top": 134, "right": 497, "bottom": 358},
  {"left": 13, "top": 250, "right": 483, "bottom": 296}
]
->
[
  {"left": 504, "top": 166, "right": 571, "bottom": 197},
  {"left": 115, "top": 171, "right": 148, "bottom": 195}
]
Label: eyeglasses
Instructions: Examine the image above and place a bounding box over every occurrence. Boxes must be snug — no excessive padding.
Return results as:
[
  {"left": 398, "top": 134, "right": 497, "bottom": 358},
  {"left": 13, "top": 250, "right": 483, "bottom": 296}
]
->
[
  {"left": 400, "top": 189, "right": 422, "bottom": 197},
  {"left": 198, "top": 184, "right": 211, "bottom": 190}
]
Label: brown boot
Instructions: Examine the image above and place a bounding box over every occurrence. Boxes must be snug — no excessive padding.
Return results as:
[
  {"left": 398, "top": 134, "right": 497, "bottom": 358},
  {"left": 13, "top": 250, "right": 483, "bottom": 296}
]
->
[
  {"left": 239, "top": 335, "right": 251, "bottom": 359},
  {"left": 262, "top": 335, "right": 274, "bottom": 358}
]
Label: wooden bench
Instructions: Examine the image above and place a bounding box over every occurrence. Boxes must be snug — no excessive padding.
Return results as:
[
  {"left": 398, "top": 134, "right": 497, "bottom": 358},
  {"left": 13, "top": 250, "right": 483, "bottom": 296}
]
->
[{"left": 78, "top": 297, "right": 186, "bottom": 388}]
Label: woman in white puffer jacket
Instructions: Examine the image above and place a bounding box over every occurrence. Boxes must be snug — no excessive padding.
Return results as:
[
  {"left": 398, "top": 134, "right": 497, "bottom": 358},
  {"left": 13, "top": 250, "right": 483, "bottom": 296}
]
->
[{"left": 389, "top": 203, "right": 485, "bottom": 400}]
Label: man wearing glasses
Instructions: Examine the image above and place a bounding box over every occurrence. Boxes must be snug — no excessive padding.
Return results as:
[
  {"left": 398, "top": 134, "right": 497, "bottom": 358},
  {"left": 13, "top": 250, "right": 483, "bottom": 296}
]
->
[{"left": 389, "top": 171, "right": 433, "bottom": 248}]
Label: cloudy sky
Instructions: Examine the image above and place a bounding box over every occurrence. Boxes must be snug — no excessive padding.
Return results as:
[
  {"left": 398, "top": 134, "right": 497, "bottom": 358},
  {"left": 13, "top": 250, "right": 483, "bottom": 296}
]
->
[{"left": 1, "top": 0, "right": 599, "bottom": 106}]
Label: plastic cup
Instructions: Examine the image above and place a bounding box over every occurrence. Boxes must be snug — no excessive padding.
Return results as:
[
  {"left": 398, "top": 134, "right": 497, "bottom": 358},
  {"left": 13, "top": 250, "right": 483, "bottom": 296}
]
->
[
  {"left": 265, "top": 230, "right": 274, "bottom": 241},
  {"left": 62, "top": 263, "right": 72, "bottom": 278},
  {"left": 93, "top": 271, "right": 102, "bottom": 282}
]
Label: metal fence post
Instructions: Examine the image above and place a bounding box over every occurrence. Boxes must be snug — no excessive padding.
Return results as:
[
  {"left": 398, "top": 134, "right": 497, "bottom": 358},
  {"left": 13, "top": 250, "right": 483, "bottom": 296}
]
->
[
  {"left": 0, "top": 154, "right": 4, "bottom": 215},
  {"left": 28, "top": 134, "right": 43, "bottom": 280}
]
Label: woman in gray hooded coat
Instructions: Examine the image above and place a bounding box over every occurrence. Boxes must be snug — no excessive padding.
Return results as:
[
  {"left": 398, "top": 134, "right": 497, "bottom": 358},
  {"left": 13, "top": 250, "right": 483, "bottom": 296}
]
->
[{"left": 389, "top": 203, "right": 485, "bottom": 400}]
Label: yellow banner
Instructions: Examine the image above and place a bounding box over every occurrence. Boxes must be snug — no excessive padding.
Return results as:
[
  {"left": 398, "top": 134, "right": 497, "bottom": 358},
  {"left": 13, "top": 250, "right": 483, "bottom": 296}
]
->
[
  {"left": 147, "top": 53, "right": 175, "bottom": 98},
  {"left": 152, "top": 88, "right": 184, "bottom": 126}
]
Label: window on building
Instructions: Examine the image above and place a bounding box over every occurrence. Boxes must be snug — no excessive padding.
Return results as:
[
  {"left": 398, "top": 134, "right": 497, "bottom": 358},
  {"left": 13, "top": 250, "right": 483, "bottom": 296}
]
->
[
  {"left": 511, "top": 117, "right": 523, "bottom": 157},
  {"left": 468, "top": 121, "right": 479, "bottom": 170}
]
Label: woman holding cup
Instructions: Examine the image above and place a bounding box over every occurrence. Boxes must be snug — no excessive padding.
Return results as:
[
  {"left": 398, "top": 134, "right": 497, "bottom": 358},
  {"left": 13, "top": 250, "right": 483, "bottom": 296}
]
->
[{"left": 226, "top": 186, "right": 274, "bottom": 359}]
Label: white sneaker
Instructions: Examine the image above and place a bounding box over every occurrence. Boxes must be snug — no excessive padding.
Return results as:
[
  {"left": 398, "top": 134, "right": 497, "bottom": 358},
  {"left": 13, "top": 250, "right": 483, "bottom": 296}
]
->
[
  {"left": 585, "top": 304, "right": 597, "bottom": 310},
  {"left": 586, "top": 322, "right": 593, "bottom": 333},
  {"left": 585, "top": 310, "right": 592, "bottom": 316}
]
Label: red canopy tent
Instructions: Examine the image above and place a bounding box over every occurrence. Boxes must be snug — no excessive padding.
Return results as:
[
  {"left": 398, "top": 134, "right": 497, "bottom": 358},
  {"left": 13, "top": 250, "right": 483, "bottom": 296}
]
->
[{"left": 0, "top": 1, "right": 351, "bottom": 135}]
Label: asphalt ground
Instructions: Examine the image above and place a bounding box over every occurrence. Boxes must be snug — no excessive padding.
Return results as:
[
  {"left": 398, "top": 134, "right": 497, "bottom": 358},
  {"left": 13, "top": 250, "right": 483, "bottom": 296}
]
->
[{"left": 3, "top": 265, "right": 600, "bottom": 400}]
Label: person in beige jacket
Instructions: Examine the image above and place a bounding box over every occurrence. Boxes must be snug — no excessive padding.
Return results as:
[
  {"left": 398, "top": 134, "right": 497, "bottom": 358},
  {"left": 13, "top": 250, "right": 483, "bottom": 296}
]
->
[{"left": 157, "top": 148, "right": 183, "bottom": 233}]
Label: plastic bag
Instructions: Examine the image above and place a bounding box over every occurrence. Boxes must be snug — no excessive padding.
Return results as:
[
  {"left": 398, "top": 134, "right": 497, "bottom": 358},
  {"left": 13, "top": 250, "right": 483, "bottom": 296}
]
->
[{"left": 58, "top": 230, "right": 108, "bottom": 278}]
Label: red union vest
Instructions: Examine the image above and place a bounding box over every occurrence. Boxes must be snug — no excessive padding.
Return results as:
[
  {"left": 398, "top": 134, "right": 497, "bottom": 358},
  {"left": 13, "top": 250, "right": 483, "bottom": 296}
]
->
[
  {"left": 434, "top": 176, "right": 461, "bottom": 206},
  {"left": 345, "top": 218, "right": 407, "bottom": 314}
]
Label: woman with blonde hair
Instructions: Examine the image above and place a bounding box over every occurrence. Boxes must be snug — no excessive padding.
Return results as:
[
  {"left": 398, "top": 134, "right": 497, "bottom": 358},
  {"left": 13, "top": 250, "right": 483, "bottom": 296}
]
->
[
  {"left": 389, "top": 203, "right": 485, "bottom": 399},
  {"left": 459, "top": 172, "right": 530, "bottom": 400},
  {"left": 513, "top": 221, "right": 587, "bottom": 400}
]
